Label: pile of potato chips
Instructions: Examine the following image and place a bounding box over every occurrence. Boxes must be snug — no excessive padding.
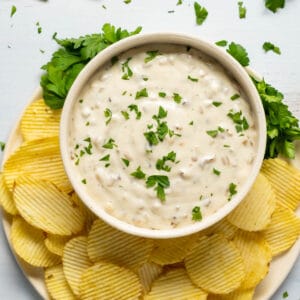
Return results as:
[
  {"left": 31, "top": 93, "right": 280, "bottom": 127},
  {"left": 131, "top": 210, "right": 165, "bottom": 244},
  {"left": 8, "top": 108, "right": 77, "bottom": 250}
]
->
[{"left": 0, "top": 98, "right": 300, "bottom": 300}]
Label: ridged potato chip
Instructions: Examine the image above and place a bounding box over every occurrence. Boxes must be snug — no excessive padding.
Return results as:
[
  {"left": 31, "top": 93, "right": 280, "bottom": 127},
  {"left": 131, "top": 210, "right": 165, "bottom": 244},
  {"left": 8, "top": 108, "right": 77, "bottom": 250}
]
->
[
  {"left": 150, "top": 234, "right": 198, "bottom": 265},
  {"left": 227, "top": 173, "right": 276, "bottom": 231},
  {"left": 45, "top": 264, "right": 76, "bottom": 300},
  {"left": 138, "top": 262, "right": 163, "bottom": 294},
  {"left": 232, "top": 230, "right": 272, "bottom": 289},
  {"left": 3, "top": 136, "right": 72, "bottom": 193},
  {"left": 145, "top": 268, "right": 208, "bottom": 300},
  {"left": 63, "top": 236, "right": 92, "bottom": 296},
  {"left": 263, "top": 206, "right": 300, "bottom": 256},
  {"left": 45, "top": 234, "right": 71, "bottom": 256},
  {"left": 203, "top": 219, "right": 238, "bottom": 240},
  {"left": 79, "top": 262, "right": 142, "bottom": 300},
  {"left": 88, "top": 219, "right": 153, "bottom": 272},
  {"left": 208, "top": 288, "right": 254, "bottom": 300},
  {"left": 14, "top": 176, "right": 85, "bottom": 235},
  {"left": 261, "top": 158, "right": 300, "bottom": 210},
  {"left": 185, "top": 234, "right": 245, "bottom": 294},
  {"left": 11, "top": 217, "right": 61, "bottom": 267},
  {"left": 0, "top": 173, "right": 18, "bottom": 215},
  {"left": 20, "top": 98, "right": 61, "bottom": 141}
]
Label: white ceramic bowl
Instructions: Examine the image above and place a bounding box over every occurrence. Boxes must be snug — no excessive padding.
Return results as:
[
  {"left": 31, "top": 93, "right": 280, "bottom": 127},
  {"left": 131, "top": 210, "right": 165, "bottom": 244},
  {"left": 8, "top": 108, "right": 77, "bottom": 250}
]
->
[{"left": 60, "top": 33, "right": 266, "bottom": 239}]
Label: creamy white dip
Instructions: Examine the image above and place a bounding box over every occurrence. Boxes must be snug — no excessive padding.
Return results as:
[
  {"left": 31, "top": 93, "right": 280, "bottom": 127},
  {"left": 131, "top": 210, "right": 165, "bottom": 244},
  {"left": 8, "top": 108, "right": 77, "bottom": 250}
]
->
[{"left": 68, "top": 44, "right": 257, "bottom": 230}]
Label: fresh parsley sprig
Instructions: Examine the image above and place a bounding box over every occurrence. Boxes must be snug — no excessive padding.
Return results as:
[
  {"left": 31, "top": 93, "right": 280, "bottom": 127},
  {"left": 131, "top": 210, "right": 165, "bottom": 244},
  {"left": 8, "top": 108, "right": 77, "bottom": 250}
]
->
[{"left": 265, "top": 0, "right": 285, "bottom": 13}]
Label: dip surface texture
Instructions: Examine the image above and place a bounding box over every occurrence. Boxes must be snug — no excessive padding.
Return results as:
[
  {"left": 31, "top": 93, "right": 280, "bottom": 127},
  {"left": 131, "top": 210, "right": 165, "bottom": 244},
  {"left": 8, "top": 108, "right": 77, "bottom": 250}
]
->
[{"left": 68, "top": 44, "right": 257, "bottom": 230}]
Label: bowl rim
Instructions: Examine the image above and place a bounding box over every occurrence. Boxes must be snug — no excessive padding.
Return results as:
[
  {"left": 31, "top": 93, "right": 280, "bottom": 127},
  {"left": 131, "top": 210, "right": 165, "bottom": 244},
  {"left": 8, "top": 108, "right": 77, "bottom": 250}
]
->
[{"left": 60, "top": 32, "right": 266, "bottom": 239}]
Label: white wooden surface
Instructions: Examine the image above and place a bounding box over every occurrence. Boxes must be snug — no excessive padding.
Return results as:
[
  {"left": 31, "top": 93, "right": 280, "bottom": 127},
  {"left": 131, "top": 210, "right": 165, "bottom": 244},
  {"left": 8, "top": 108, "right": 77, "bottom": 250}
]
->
[{"left": 0, "top": 0, "right": 299, "bottom": 299}]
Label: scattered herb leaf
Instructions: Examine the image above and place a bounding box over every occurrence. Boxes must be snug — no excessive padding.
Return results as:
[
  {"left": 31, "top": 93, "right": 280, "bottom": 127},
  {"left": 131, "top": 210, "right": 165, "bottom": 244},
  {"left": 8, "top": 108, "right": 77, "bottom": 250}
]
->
[
  {"left": 102, "top": 138, "right": 117, "bottom": 149},
  {"left": 122, "top": 158, "right": 130, "bottom": 167},
  {"left": 227, "top": 110, "right": 249, "bottom": 132},
  {"left": 238, "top": 1, "right": 247, "bottom": 18},
  {"left": 215, "top": 40, "right": 228, "bottom": 47},
  {"left": 263, "top": 42, "right": 281, "bottom": 55},
  {"left": 231, "top": 93, "right": 240, "bottom": 100},
  {"left": 173, "top": 93, "right": 182, "bottom": 104},
  {"left": 265, "top": 0, "right": 285, "bottom": 13},
  {"left": 212, "top": 101, "right": 222, "bottom": 107},
  {"left": 104, "top": 108, "right": 112, "bottom": 125},
  {"left": 159, "top": 92, "right": 166, "bottom": 98},
  {"left": 194, "top": 2, "right": 208, "bottom": 25},
  {"left": 187, "top": 75, "right": 198, "bottom": 82},
  {"left": 226, "top": 42, "right": 250, "bottom": 67},
  {"left": 206, "top": 130, "right": 218, "bottom": 138},
  {"left": 146, "top": 175, "right": 170, "bottom": 202},
  {"left": 131, "top": 166, "right": 146, "bottom": 179},
  {"left": 135, "top": 88, "right": 148, "bottom": 99},
  {"left": 156, "top": 151, "right": 177, "bottom": 172},
  {"left": 0, "top": 141, "right": 5, "bottom": 151},
  {"left": 213, "top": 168, "right": 221, "bottom": 176},
  {"left": 10, "top": 5, "right": 17, "bottom": 18},
  {"left": 192, "top": 206, "right": 202, "bottom": 221},
  {"left": 228, "top": 183, "right": 237, "bottom": 201},
  {"left": 144, "top": 50, "right": 160, "bottom": 63}
]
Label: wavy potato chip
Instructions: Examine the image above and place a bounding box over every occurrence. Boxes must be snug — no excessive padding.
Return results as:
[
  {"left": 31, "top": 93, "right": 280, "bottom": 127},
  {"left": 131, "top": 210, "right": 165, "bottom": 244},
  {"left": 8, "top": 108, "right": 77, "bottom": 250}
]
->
[
  {"left": 0, "top": 173, "right": 18, "bottom": 215},
  {"left": 232, "top": 230, "right": 272, "bottom": 289},
  {"left": 20, "top": 98, "right": 61, "bottom": 141},
  {"left": 79, "top": 262, "right": 142, "bottom": 300},
  {"left": 203, "top": 219, "right": 238, "bottom": 240},
  {"left": 208, "top": 288, "right": 254, "bottom": 300},
  {"left": 63, "top": 236, "right": 92, "bottom": 296},
  {"left": 138, "top": 262, "right": 163, "bottom": 294},
  {"left": 185, "top": 234, "right": 245, "bottom": 294},
  {"left": 45, "top": 264, "right": 76, "bottom": 300},
  {"left": 88, "top": 219, "right": 153, "bottom": 272},
  {"left": 45, "top": 234, "right": 71, "bottom": 256},
  {"left": 150, "top": 234, "right": 198, "bottom": 265},
  {"left": 145, "top": 268, "right": 207, "bottom": 300},
  {"left": 261, "top": 158, "right": 300, "bottom": 210},
  {"left": 263, "top": 206, "right": 300, "bottom": 256},
  {"left": 14, "top": 176, "right": 85, "bottom": 235},
  {"left": 11, "top": 217, "right": 61, "bottom": 267},
  {"left": 227, "top": 173, "right": 276, "bottom": 231},
  {"left": 3, "top": 136, "right": 72, "bottom": 193}
]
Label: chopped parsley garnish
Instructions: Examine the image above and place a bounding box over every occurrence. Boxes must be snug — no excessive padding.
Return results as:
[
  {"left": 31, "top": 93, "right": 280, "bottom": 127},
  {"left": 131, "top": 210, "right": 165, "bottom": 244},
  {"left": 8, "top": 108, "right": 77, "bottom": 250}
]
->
[
  {"left": 121, "top": 57, "right": 133, "bottom": 80},
  {"left": 159, "top": 92, "right": 166, "bottom": 98},
  {"left": 227, "top": 110, "right": 249, "bottom": 132},
  {"left": 41, "top": 24, "right": 142, "bottom": 109},
  {"left": 102, "top": 138, "right": 117, "bottom": 149},
  {"left": 252, "top": 77, "right": 300, "bottom": 159},
  {"left": 81, "top": 179, "right": 87, "bottom": 184},
  {"left": 128, "top": 104, "right": 142, "bottom": 119},
  {"left": 213, "top": 168, "right": 221, "bottom": 176},
  {"left": 85, "top": 121, "right": 90, "bottom": 126},
  {"left": 10, "top": 5, "right": 17, "bottom": 18},
  {"left": 228, "top": 183, "right": 237, "bottom": 201},
  {"left": 79, "top": 99, "right": 84, "bottom": 103},
  {"left": 215, "top": 40, "right": 228, "bottom": 47},
  {"left": 263, "top": 42, "right": 281, "bottom": 55},
  {"left": 104, "top": 108, "right": 112, "bottom": 125},
  {"left": 135, "top": 88, "right": 148, "bottom": 99},
  {"left": 265, "top": 0, "right": 285, "bottom": 13},
  {"left": 143, "top": 77, "right": 148, "bottom": 81},
  {"left": 187, "top": 75, "right": 198, "bottom": 82},
  {"left": 173, "top": 93, "right": 182, "bottom": 104},
  {"left": 231, "top": 93, "right": 240, "bottom": 100},
  {"left": 212, "top": 101, "right": 222, "bottom": 107},
  {"left": 194, "top": 2, "right": 208, "bottom": 25},
  {"left": 177, "top": 0, "right": 183, "bottom": 5},
  {"left": 99, "top": 154, "right": 110, "bottom": 161},
  {"left": 146, "top": 175, "right": 170, "bottom": 202},
  {"left": 192, "top": 206, "right": 202, "bottom": 221},
  {"left": 124, "top": 0, "right": 131, "bottom": 3},
  {"left": 144, "top": 50, "right": 160, "bottom": 63},
  {"left": 0, "top": 141, "right": 5, "bottom": 152},
  {"left": 226, "top": 42, "right": 250, "bottom": 67},
  {"left": 156, "top": 151, "right": 177, "bottom": 172},
  {"left": 282, "top": 291, "right": 289, "bottom": 298},
  {"left": 121, "top": 110, "right": 130, "bottom": 120},
  {"left": 83, "top": 137, "right": 93, "bottom": 155},
  {"left": 121, "top": 158, "right": 130, "bottom": 167},
  {"left": 224, "top": 144, "right": 230, "bottom": 148},
  {"left": 144, "top": 131, "right": 159, "bottom": 146},
  {"left": 189, "top": 121, "right": 194, "bottom": 125},
  {"left": 206, "top": 130, "right": 219, "bottom": 138},
  {"left": 36, "top": 22, "right": 42, "bottom": 34},
  {"left": 131, "top": 166, "right": 146, "bottom": 179},
  {"left": 238, "top": 2, "right": 247, "bottom": 18}
]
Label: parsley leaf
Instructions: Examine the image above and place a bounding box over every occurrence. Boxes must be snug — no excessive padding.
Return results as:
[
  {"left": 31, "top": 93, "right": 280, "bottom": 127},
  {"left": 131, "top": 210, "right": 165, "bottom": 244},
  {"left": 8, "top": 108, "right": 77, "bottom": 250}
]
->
[
  {"left": 213, "top": 168, "right": 221, "bottom": 176},
  {"left": 0, "top": 141, "right": 5, "bottom": 151},
  {"left": 187, "top": 75, "right": 198, "bottom": 82},
  {"left": 10, "top": 5, "right": 17, "bottom": 18},
  {"left": 226, "top": 42, "right": 250, "bottom": 67},
  {"left": 159, "top": 92, "right": 166, "bottom": 98},
  {"left": 156, "top": 151, "right": 177, "bottom": 172},
  {"left": 265, "top": 0, "right": 285, "bottom": 13},
  {"left": 238, "top": 2, "right": 247, "bottom": 19},
  {"left": 282, "top": 291, "right": 289, "bottom": 298},
  {"left": 128, "top": 104, "right": 142, "bottom": 119},
  {"left": 121, "top": 158, "right": 130, "bottom": 167},
  {"left": 227, "top": 110, "right": 249, "bottom": 132},
  {"left": 212, "top": 101, "right": 222, "bottom": 107},
  {"left": 146, "top": 175, "right": 170, "bottom": 202},
  {"left": 104, "top": 108, "right": 112, "bottom": 125},
  {"left": 131, "top": 166, "right": 146, "bottom": 179},
  {"left": 228, "top": 183, "right": 237, "bottom": 201},
  {"left": 124, "top": 0, "right": 131, "bottom": 3},
  {"left": 231, "top": 93, "right": 240, "bottom": 100},
  {"left": 121, "top": 57, "right": 133, "bottom": 80},
  {"left": 41, "top": 24, "right": 142, "bottom": 109},
  {"left": 263, "top": 42, "right": 281, "bottom": 55},
  {"left": 135, "top": 88, "right": 148, "bottom": 99},
  {"left": 177, "top": 0, "right": 183, "bottom": 5},
  {"left": 194, "top": 2, "right": 208, "bottom": 25},
  {"left": 206, "top": 130, "right": 219, "bottom": 138},
  {"left": 192, "top": 206, "right": 202, "bottom": 221},
  {"left": 215, "top": 40, "right": 228, "bottom": 47},
  {"left": 102, "top": 138, "right": 117, "bottom": 149},
  {"left": 144, "top": 50, "right": 160, "bottom": 63},
  {"left": 173, "top": 93, "right": 182, "bottom": 104}
]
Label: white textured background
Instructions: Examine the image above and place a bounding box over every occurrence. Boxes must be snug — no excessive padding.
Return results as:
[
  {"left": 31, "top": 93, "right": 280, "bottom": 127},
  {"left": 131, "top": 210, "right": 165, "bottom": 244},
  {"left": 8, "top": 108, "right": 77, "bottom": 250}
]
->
[{"left": 0, "top": 0, "right": 299, "bottom": 299}]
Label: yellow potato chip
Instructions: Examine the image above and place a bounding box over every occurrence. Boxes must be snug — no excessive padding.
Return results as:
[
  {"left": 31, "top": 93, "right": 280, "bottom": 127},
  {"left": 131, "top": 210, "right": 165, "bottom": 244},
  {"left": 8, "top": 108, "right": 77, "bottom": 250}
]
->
[
  {"left": 208, "top": 288, "right": 254, "bottom": 300},
  {"left": 263, "top": 206, "right": 300, "bottom": 256},
  {"left": 261, "top": 158, "right": 300, "bottom": 210},
  {"left": 0, "top": 173, "right": 18, "bottom": 215},
  {"left": 11, "top": 217, "right": 61, "bottom": 267},
  {"left": 150, "top": 234, "right": 198, "bottom": 265},
  {"left": 20, "top": 98, "right": 61, "bottom": 141},
  {"left": 45, "top": 234, "right": 71, "bottom": 256},
  {"left": 145, "top": 268, "right": 208, "bottom": 300},
  {"left": 203, "top": 219, "right": 238, "bottom": 240},
  {"left": 87, "top": 219, "right": 153, "bottom": 272},
  {"left": 63, "top": 236, "right": 92, "bottom": 296},
  {"left": 14, "top": 176, "right": 85, "bottom": 235},
  {"left": 232, "top": 230, "right": 272, "bottom": 289},
  {"left": 45, "top": 264, "right": 76, "bottom": 300},
  {"left": 138, "top": 262, "right": 163, "bottom": 294},
  {"left": 3, "top": 136, "right": 72, "bottom": 193},
  {"left": 79, "top": 262, "right": 142, "bottom": 300},
  {"left": 227, "top": 173, "right": 276, "bottom": 231},
  {"left": 185, "top": 234, "right": 245, "bottom": 294}
]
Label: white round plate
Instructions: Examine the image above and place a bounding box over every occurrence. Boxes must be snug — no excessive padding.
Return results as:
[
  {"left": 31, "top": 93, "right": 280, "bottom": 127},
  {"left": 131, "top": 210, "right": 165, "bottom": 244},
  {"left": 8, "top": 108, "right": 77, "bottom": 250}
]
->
[{"left": 1, "top": 86, "right": 300, "bottom": 300}]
